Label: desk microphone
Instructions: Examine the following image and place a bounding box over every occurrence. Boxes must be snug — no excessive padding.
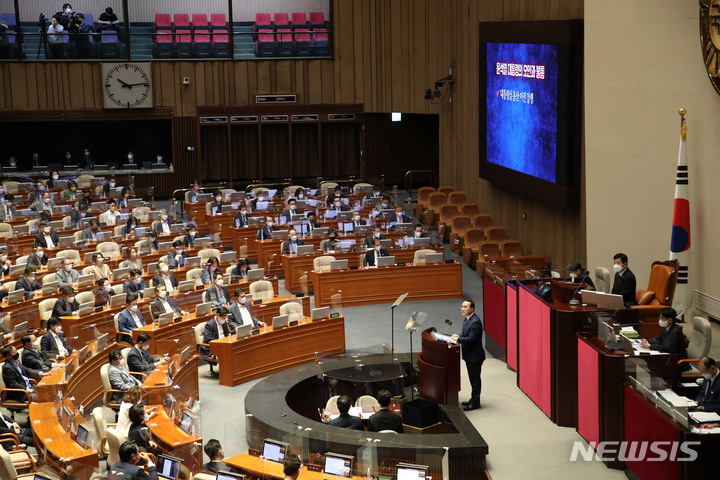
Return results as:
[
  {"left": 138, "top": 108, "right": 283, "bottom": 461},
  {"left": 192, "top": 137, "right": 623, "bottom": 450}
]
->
[
  {"left": 569, "top": 279, "right": 585, "bottom": 306},
  {"left": 441, "top": 319, "right": 453, "bottom": 336}
]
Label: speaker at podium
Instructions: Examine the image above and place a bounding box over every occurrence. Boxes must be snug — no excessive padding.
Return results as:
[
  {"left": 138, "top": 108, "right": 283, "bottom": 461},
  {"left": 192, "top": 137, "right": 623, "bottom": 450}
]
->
[{"left": 417, "top": 326, "right": 461, "bottom": 405}]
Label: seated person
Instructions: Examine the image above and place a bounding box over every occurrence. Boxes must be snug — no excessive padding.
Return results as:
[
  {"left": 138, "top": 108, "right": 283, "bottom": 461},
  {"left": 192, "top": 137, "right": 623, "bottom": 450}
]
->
[
  {"left": 117, "top": 386, "right": 153, "bottom": 439},
  {"left": 695, "top": 356, "right": 720, "bottom": 413},
  {"left": 391, "top": 206, "right": 411, "bottom": 225},
  {"left": 183, "top": 225, "right": 198, "bottom": 248},
  {"left": 283, "top": 456, "right": 301, "bottom": 480},
  {"left": 281, "top": 229, "right": 304, "bottom": 255},
  {"left": 153, "top": 209, "right": 173, "bottom": 235},
  {"left": 566, "top": 261, "right": 595, "bottom": 289},
  {"left": 95, "top": 278, "right": 113, "bottom": 307},
  {"left": 145, "top": 229, "right": 160, "bottom": 252},
  {"left": 108, "top": 348, "right": 143, "bottom": 403},
  {"left": 102, "top": 176, "right": 118, "bottom": 196},
  {"left": 640, "top": 308, "right": 688, "bottom": 370},
  {"left": 351, "top": 212, "right": 366, "bottom": 229},
  {"left": 118, "top": 187, "right": 133, "bottom": 208},
  {"left": 206, "top": 272, "right": 230, "bottom": 308},
  {"left": 56, "top": 258, "right": 79, "bottom": 287},
  {"left": 166, "top": 240, "right": 189, "bottom": 269},
  {"left": 100, "top": 199, "right": 122, "bottom": 225},
  {"left": 328, "top": 198, "right": 349, "bottom": 212},
  {"left": 201, "top": 307, "right": 231, "bottom": 355},
  {"left": 256, "top": 216, "right": 278, "bottom": 240},
  {"left": 17, "top": 267, "right": 41, "bottom": 298},
  {"left": 124, "top": 269, "right": 147, "bottom": 297},
  {"left": 202, "top": 439, "right": 229, "bottom": 474},
  {"left": 410, "top": 223, "right": 428, "bottom": 239},
  {"left": 27, "top": 244, "right": 48, "bottom": 269},
  {"left": 325, "top": 186, "right": 345, "bottom": 207},
  {"left": 188, "top": 181, "right": 202, "bottom": 203},
  {"left": 127, "top": 332, "right": 170, "bottom": 380},
  {"left": 228, "top": 288, "right": 265, "bottom": 330},
  {"left": 319, "top": 230, "right": 339, "bottom": 253},
  {"left": 281, "top": 198, "right": 298, "bottom": 221},
  {"left": 367, "top": 389, "right": 403, "bottom": 433},
  {"left": 611, "top": 252, "right": 637, "bottom": 307},
  {"left": 210, "top": 191, "right": 224, "bottom": 215},
  {"left": 294, "top": 187, "right": 308, "bottom": 201},
  {"left": 250, "top": 190, "right": 268, "bottom": 210},
  {"left": 76, "top": 188, "right": 93, "bottom": 211},
  {"left": 41, "top": 317, "right": 74, "bottom": 360},
  {"left": 34, "top": 221, "right": 59, "bottom": 249},
  {"left": 234, "top": 205, "right": 251, "bottom": 228},
  {"left": 375, "top": 195, "right": 393, "bottom": 211},
  {"left": 1, "top": 345, "right": 40, "bottom": 402},
  {"left": 117, "top": 294, "right": 146, "bottom": 343},
  {"left": 0, "top": 410, "right": 34, "bottom": 450},
  {"left": 30, "top": 192, "right": 56, "bottom": 214},
  {"left": 150, "top": 285, "right": 185, "bottom": 319},
  {"left": 62, "top": 180, "right": 78, "bottom": 201},
  {"left": 201, "top": 257, "right": 222, "bottom": 285},
  {"left": 364, "top": 226, "right": 385, "bottom": 248},
  {"left": 90, "top": 252, "right": 112, "bottom": 281},
  {"left": 127, "top": 404, "right": 161, "bottom": 455},
  {"left": 151, "top": 262, "right": 178, "bottom": 292},
  {"left": 328, "top": 395, "right": 363, "bottom": 430},
  {"left": 364, "top": 238, "right": 389, "bottom": 267},
  {"left": 123, "top": 216, "right": 140, "bottom": 238},
  {"left": 0, "top": 194, "right": 16, "bottom": 221},
  {"left": 0, "top": 306, "right": 11, "bottom": 336},
  {"left": 0, "top": 248, "right": 9, "bottom": 277},
  {"left": 120, "top": 247, "right": 144, "bottom": 272},
  {"left": 306, "top": 211, "right": 321, "bottom": 231},
  {"left": 20, "top": 333, "right": 53, "bottom": 377},
  {"left": 52, "top": 286, "right": 79, "bottom": 317},
  {"left": 366, "top": 185, "right": 384, "bottom": 199},
  {"left": 230, "top": 257, "right": 250, "bottom": 282},
  {"left": 109, "top": 440, "right": 158, "bottom": 480},
  {"left": 70, "top": 203, "right": 91, "bottom": 227}
]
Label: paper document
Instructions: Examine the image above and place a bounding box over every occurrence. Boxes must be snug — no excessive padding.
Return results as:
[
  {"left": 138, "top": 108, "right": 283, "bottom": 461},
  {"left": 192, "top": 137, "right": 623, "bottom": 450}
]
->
[
  {"left": 689, "top": 411, "right": 720, "bottom": 423},
  {"left": 656, "top": 390, "right": 697, "bottom": 407}
]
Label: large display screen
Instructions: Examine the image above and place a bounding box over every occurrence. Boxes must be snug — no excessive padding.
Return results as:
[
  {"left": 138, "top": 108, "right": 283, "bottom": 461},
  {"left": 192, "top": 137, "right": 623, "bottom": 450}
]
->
[{"left": 486, "top": 42, "right": 558, "bottom": 183}]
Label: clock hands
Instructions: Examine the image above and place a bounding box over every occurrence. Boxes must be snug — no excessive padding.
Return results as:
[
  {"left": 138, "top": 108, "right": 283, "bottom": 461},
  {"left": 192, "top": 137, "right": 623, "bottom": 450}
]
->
[{"left": 115, "top": 79, "right": 148, "bottom": 89}]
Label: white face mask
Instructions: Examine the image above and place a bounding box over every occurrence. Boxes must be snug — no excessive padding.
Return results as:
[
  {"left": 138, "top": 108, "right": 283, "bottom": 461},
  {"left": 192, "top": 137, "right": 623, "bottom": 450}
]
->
[
  {"left": 53, "top": 175, "right": 59, "bottom": 180},
  {"left": 239, "top": 297, "right": 246, "bottom": 305},
  {"left": 156, "top": 156, "right": 163, "bottom": 162},
  {"left": 55, "top": 326, "right": 62, "bottom": 334},
  {"left": 37, "top": 251, "right": 44, "bottom": 258},
  {"left": 334, "top": 203, "right": 341, "bottom": 208},
  {"left": 161, "top": 265, "right": 169, "bottom": 273},
  {"left": 298, "top": 194, "right": 304, "bottom": 199},
  {"left": 129, "top": 305, "right": 138, "bottom": 313},
  {"left": 240, "top": 210, "right": 247, "bottom": 216},
  {"left": 161, "top": 214, "right": 168, "bottom": 221},
  {"left": 159, "top": 290, "right": 167, "bottom": 298},
  {"left": 267, "top": 222, "right": 273, "bottom": 228},
  {"left": 289, "top": 205, "right": 296, "bottom": 210},
  {"left": 216, "top": 279, "right": 224, "bottom": 286},
  {"left": 142, "top": 344, "right": 150, "bottom": 351},
  {"left": 43, "top": 198, "right": 50, "bottom": 204},
  {"left": 658, "top": 319, "right": 669, "bottom": 328},
  {"left": 0, "top": 255, "right": 6, "bottom": 262},
  {"left": 375, "top": 246, "right": 381, "bottom": 252},
  {"left": 85, "top": 152, "right": 90, "bottom": 156},
  {"left": 613, "top": 264, "right": 623, "bottom": 273},
  {"left": 216, "top": 196, "right": 222, "bottom": 202},
  {"left": 64, "top": 264, "right": 72, "bottom": 272},
  {"left": 66, "top": 296, "right": 75, "bottom": 303},
  {"left": 104, "top": 284, "right": 112, "bottom": 292},
  {"left": 127, "top": 154, "right": 133, "bottom": 160},
  {"left": 354, "top": 216, "right": 360, "bottom": 221},
  {"left": 291, "top": 235, "right": 298, "bottom": 241},
  {"left": 218, "top": 317, "right": 226, "bottom": 325},
  {"left": 414, "top": 231, "right": 422, "bottom": 237},
  {"left": 189, "top": 231, "right": 196, "bottom": 237},
  {"left": 374, "top": 232, "right": 381, "bottom": 238},
  {"left": 702, "top": 372, "right": 712, "bottom": 380},
  {"left": 134, "top": 278, "right": 142, "bottom": 285},
  {"left": 109, "top": 182, "right": 116, "bottom": 188}
]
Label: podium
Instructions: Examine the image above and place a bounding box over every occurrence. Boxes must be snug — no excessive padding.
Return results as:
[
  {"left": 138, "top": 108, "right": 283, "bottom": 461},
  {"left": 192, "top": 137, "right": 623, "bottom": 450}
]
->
[{"left": 417, "top": 327, "right": 461, "bottom": 405}]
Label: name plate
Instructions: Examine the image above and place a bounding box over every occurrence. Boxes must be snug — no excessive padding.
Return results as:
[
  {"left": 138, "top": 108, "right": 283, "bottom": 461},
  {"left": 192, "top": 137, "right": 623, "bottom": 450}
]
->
[{"left": 256, "top": 94, "right": 297, "bottom": 103}]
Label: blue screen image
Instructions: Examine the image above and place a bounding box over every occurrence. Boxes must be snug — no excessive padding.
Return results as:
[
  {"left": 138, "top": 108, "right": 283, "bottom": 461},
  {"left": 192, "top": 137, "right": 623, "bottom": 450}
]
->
[{"left": 486, "top": 42, "right": 558, "bottom": 183}]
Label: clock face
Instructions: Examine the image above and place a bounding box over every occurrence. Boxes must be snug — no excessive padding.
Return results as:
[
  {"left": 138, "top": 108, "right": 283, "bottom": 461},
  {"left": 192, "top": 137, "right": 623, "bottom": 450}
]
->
[
  {"left": 700, "top": 0, "right": 720, "bottom": 95},
  {"left": 102, "top": 62, "right": 154, "bottom": 109}
]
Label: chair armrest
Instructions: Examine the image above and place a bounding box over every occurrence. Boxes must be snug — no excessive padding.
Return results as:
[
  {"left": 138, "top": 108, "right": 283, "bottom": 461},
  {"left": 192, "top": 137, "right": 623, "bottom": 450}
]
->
[
  {"left": 99, "top": 435, "right": 109, "bottom": 455},
  {"left": 0, "top": 388, "right": 31, "bottom": 406},
  {"left": 129, "top": 371, "right": 148, "bottom": 381},
  {"left": 0, "top": 432, "right": 19, "bottom": 446},
  {"left": 629, "top": 305, "right": 667, "bottom": 316},
  {"left": 104, "top": 389, "right": 124, "bottom": 408}
]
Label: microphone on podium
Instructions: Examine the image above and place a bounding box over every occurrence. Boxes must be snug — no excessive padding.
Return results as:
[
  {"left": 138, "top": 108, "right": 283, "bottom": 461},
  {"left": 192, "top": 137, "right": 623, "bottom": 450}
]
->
[{"left": 441, "top": 318, "right": 453, "bottom": 335}]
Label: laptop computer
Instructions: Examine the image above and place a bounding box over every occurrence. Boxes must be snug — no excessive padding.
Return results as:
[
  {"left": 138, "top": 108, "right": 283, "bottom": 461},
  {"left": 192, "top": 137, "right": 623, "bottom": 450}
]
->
[
  {"left": 42, "top": 281, "right": 60, "bottom": 295},
  {"left": 156, "top": 453, "right": 182, "bottom": 480},
  {"left": 377, "top": 256, "right": 395, "bottom": 267},
  {"left": 247, "top": 268, "right": 264, "bottom": 281},
  {"left": 178, "top": 279, "right": 195, "bottom": 293},
  {"left": 77, "top": 274, "right": 94, "bottom": 288},
  {"left": 109, "top": 293, "right": 127, "bottom": 308},
  {"left": 195, "top": 302, "right": 212, "bottom": 317},
  {"left": 272, "top": 314, "right": 289, "bottom": 329}
]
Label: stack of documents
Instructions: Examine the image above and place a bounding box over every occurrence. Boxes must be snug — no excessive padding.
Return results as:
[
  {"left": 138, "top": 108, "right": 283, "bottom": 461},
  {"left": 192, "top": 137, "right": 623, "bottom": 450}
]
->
[
  {"left": 656, "top": 390, "right": 697, "bottom": 408},
  {"left": 689, "top": 411, "right": 720, "bottom": 423},
  {"left": 621, "top": 326, "right": 639, "bottom": 338}
]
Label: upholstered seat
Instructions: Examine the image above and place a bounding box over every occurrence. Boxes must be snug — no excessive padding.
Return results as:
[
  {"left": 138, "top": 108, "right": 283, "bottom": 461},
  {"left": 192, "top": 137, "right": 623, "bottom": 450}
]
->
[{"left": 631, "top": 260, "right": 679, "bottom": 337}]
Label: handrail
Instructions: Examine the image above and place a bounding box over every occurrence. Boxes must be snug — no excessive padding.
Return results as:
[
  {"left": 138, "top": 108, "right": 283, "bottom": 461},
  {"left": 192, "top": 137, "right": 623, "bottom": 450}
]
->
[
  {"left": 404, "top": 170, "right": 437, "bottom": 194},
  {"left": 171, "top": 183, "right": 227, "bottom": 218}
]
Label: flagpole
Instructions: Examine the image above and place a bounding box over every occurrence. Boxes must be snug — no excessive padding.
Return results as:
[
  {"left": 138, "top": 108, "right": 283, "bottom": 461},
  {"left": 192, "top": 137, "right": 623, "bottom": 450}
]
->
[{"left": 670, "top": 108, "right": 691, "bottom": 317}]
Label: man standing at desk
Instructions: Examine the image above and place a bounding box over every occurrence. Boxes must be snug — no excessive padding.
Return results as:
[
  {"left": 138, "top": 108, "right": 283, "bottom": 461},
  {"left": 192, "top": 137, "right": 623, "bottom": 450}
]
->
[
  {"left": 695, "top": 356, "right": 720, "bottom": 413},
  {"left": 611, "top": 253, "right": 637, "bottom": 306},
  {"left": 451, "top": 299, "right": 485, "bottom": 411}
]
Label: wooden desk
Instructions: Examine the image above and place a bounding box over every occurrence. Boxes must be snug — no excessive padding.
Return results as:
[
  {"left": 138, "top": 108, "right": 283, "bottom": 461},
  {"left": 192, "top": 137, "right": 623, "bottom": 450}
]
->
[
  {"left": 309, "top": 262, "right": 463, "bottom": 308},
  {"left": 143, "top": 355, "right": 199, "bottom": 407},
  {"left": 225, "top": 452, "right": 366, "bottom": 480},
  {"left": 210, "top": 315, "right": 345, "bottom": 387},
  {"left": 146, "top": 407, "right": 203, "bottom": 474},
  {"left": 281, "top": 246, "right": 443, "bottom": 293}
]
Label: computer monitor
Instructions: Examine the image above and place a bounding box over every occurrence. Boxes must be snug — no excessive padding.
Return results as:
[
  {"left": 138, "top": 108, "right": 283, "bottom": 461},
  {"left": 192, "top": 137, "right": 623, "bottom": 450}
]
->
[
  {"left": 113, "top": 267, "right": 130, "bottom": 281},
  {"left": 9, "top": 263, "right": 27, "bottom": 276},
  {"left": 272, "top": 315, "right": 289, "bottom": 329},
  {"left": 423, "top": 252, "right": 444, "bottom": 264},
  {"left": 76, "top": 345, "right": 89, "bottom": 365},
  {"left": 324, "top": 453, "right": 353, "bottom": 478},
  {"left": 64, "top": 357, "right": 76, "bottom": 382},
  {"left": 296, "top": 245, "right": 314, "bottom": 256},
  {"left": 6, "top": 289, "right": 24, "bottom": 304},
  {"left": 157, "top": 454, "right": 182, "bottom": 480},
  {"left": 13, "top": 321, "right": 28, "bottom": 333},
  {"left": 163, "top": 394, "right": 176, "bottom": 417},
  {"left": 33, "top": 473, "right": 57, "bottom": 480},
  {"left": 96, "top": 333, "right": 109, "bottom": 352},
  {"left": 47, "top": 257, "right": 64, "bottom": 270},
  {"left": 42, "top": 281, "right": 60, "bottom": 295},
  {"left": 74, "top": 423, "right": 90, "bottom": 449},
  {"left": 195, "top": 302, "right": 212, "bottom": 317},
  {"left": 109, "top": 293, "right": 127, "bottom": 308},
  {"left": 247, "top": 268, "right": 264, "bottom": 281},
  {"left": 377, "top": 256, "right": 395, "bottom": 267},
  {"left": 271, "top": 230, "right": 289, "bottom": 240},
  {"left": 77, "top": 301, "right": 94, "bottom": 317},
  {"left": 77, "top": 274, "right": 94, "bottom": 288},
  {"left": 215, "top": 472, "right": 246, "bottom": 480},
  {"left": 396, "top": 463, "right": 429, "bottom": 480},
  {"left": 330, "top": 259, "right": 348, "bottom": 271},
  {"left": 261, "top": 438, "right": 289, "bottom": 463},
  {"left": 157, "top": 312, "right": 174, "bottom": 327},
  {"left": 185, "top": 256, "right": 202, "bottom": 268},
  {"left": 311, "top": 307, "right": 330, "bottom": 320},
  {"left": 220, "top": 251, "right": 237, "bottom": 263},
  {"left": 179, "top": 346, "right": 191, "bottom": 366},
  {"left": 179, "top": 411, "right": 195, "bottom": 435},
  {"left": 411, "top": 237, "right": 431, "bottom": 247},
  {"left": 178, "top": 279, "right": 196, "bottom": 293}
]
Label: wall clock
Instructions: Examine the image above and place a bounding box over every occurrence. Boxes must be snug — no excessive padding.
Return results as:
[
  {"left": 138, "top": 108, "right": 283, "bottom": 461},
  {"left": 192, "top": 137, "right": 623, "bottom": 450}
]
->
[
  {"left": 102, "top": 62, "right": 154, "bottom": 109},
  {"left": 700, "top": 0, "right": 720, "bottom": 94}
]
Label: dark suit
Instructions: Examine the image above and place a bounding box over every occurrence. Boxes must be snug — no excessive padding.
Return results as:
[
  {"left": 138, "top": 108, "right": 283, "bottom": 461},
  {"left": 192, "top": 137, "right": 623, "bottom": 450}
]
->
[
  {"left": 123, "top": 279, "right": 147, "bottom": 297},
  {"left": 234, "top": 212, "right": 251, "bottom": 228},
  {"left": 209, "top": 200, "right": 223, "bottom": 215},
  {"left": 205, "top": 284, "right": 230, "bottom": 307},
  {"left": 95, "top": 288, "right": 110, "bottom": 307},
  {"left": 33, "top": 231, "right": 60, "bottom": 249},
  {"left": 230, "top": 266, "right": 249, "bottom": 282},
  {"left": 228, "top": 301, "right": 259, "bottom": 329},
  {"left": 281, "top": 238, "right": 305, "bottom": 255},
  {"left": 201, "top": 266, "right": 221, "bottom": 285},
  {"left": 150, "top": 297, "right": 182, "bottom": 319},
  {"left": 0, "top": 413, "right": 33, "bottom": 448},
  {"left": 118, "top": 308, "right": 146, "bottom": 333},
  {"left": 127, "top": 345, "right": 160, "bottom": 380},
  {"left": 0, "top": 204, "right": 16, "bottom": 221},
  {"left": 368, "top": 408, "right": 403, "bottom": 433},
  {"left": 151, "top": 273, "right": 178, "bottom": 290},
  {"left": 109, "top": 460, "right": 158, "bottom": 480},
  {"left": 27, "top": 252, "right": 48, "bottom": 269},
  {"left": 21, "top": 347, "right": 52, "bottom": 374},
  {"left": 40, "top": 331, "right": 72, "bottom": 359},
  {"left": 202, "top": 460, "right": 229, "bottom": 474},
  {"left": 577, "top": 269, "right": 596, "bottom": 290},
  {"left": 647, "top": 323, "right": 687, "bottom": 362},
  {"left": 391, "top": 213, "right": 411, "bottom": 224},
  {"left": 364, "top": 248, "right": 389, "bottom": 267},
  {"left": 326, "top": 192, "right": 346, "bottom": 206},
  {"left": 51, "top": 297, "right": 80, "bottom": 318},
  {"left": 81, "top": 227, "right": 100, "bottom": 242},
  {"left": 16, "top": 276, "right": 41, "bottom": 298},
  {"left": 182, "top": 234, "right": 195, "bottom": 248},
  {"left": 166, "top": 251, "right": 188, "bottom": 269},
  {"left": 281, "top": 208, "right": 298, "bottom": 221},
  {"left": 457, "top": 313, "right": 485, "bottom": 407},
  {"left": 696, "top": 373, "right": 720, "bottom": 413},
  {"left": 611, "top": 268, "right": 637, "bottom": 306},
  {"left": 201, "top": 318, "right": 230, "bottom": 355},
  {"left": 153, "top": 220, "right": 174, "bottom": 235},
  {"left": 70, "top": 210, "right": 92, "bottom": 227},
  {"left": 364, "top": 234, "right": 385, "bottom": 248},
  {"left": 1, "top": 360, "right": 34, "bottom": 402},
  {"left": 328, "top": 413, "right": 364, "bottom": 430},
  {"left": 256, "top": 225, "right": 278, "bottom": 240}
]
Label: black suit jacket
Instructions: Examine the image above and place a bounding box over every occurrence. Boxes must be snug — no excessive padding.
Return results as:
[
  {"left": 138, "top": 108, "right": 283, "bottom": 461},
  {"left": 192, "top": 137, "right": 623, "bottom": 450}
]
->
[
  {"left": 234, "top": 212, "right": 251, "bottom": 228},
  {"left": 201, "top": 318, "right": 230, "bottom": 355},
  {"left": 458, "top": 313, "right": 486, "bottom": 364},
  {"left": 648, "top": 323, "right": 687, "bottom": 358},
  {"left": 33, "top": 231, "right": 60, "bottom": 249},
  {"left": 328, "top": 412, "right": 364, "bottom": 430},
  {"left": 16, "top": 276, "right": 41, "bottom": 298},
  {"left": 228, "top": 301, "right": 259, "bottom": 329},
  {"left": 611, "top": 268, "right": 637, "bottom": 306},
  {"left": 368, "top": 408, "right": 403, "bottom": 433},
  {"left": 22, "top": 347, "right": 52, "bottom": 374},
  {"left": 1, "top": 361, "right": 33, "bottom": 402},
  {"left": 364, "top": 248, "right": 389, "bottom": 267},
  {"left": 40, "top": 330, "right": 72, "bottom": 359},
  {"left": 51, "top": 298, "right": 80, "bottom": 318},
  {"left": 205, "top": 284, "right": 230, "bottom": 307},
  {"left": 281, "top": 238, "right": 305, "bottom": 255},
  {"left": 150, "top": 297, "right": 182, "bottom": 318},
  {"left": 109, "top": 460, "right": 158, "bottom": 480},
  {"left": 151, "top": 273, "right": 178, "bottom": 289},
  {"left": 696, "top": 374, "right": 720, "bottom": 413},
  {"left": 202, "top": 460, "right": 229, "bottom": 474},
  {"left": 127, "top": 345, "right": 160, "bottom": 380}
]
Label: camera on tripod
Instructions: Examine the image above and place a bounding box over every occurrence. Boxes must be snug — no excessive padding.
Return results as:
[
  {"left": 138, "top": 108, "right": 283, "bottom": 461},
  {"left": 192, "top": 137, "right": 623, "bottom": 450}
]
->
[
  {"left": 67, "top": 12, "right": 82, "bottom": 32},
  {"left": 38, "top": 12, "right": 47, "bottom": 28}
]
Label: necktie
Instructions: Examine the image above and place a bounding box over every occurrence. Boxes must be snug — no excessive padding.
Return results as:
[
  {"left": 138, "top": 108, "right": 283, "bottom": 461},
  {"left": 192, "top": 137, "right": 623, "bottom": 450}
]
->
[{"left": 5, "top": 206, "right": 9, "bottom": 219}]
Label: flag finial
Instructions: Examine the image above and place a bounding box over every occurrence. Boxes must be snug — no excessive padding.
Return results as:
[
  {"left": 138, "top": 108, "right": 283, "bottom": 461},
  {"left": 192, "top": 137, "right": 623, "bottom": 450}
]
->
[{"left": 679, "top": 108, "right": 687, "bottom": 140}]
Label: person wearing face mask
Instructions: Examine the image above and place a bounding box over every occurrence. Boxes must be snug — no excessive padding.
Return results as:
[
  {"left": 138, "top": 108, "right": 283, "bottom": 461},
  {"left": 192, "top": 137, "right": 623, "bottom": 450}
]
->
[
  {"left": 201, "top": 257, "right": 221, "bottom": 285},
  {"left": 27, "top": 244, "right": 49, "bottom": 269},
  {"left": 183, "top": 225, "right": 198, "bottom": 248},
  {"left": 52, "top": 286, "right": 80, "bottom": 317},
  {"left": 281, "top": 198, "right": 299, "bottom": 222},
  {"left": 351, "top": 212, "right": 366, "bottom": 230},
  {"left": 0, "top": 248, "right": 9, "bottom": 277},
  {"left": 231, "top": 257, "right": 251, "bottom": 282},
  {"left": 210, "top": 191, "right": 224, "bottom": 215},
  {"left": 610, "top": 252, "right": 637, "bottom": 307},
  {"left": 21, "top": 334, "right": 54, "bottom": 376},
  {"left": 166, "top": 240, "right": 188, "bottom": 269},
  {"left": 375, "top": 195, "right": 394, "bottom": 211},
  {"left": 293, "top": 187, "right": 307, "bottom": 201},
  {"left": 234, "top": 206, "right": 251, "bottom": 228},
  {"left": 152, "top": 209, "right": 173, "bottom": 235},
  {"left": 125, "top": 150, "right": 137, "bottom": 166},
  {"left": 256, "top": 216, "right": 278, "bottom": 240},
  {"left": 364, "top": 225, "right": 386, "bottom": 248},
  {"left": 53, "top": 3, "right": 73, "bottom": 28},
  {"left": 228, "top": 288, "right": 264, "bottom": 330},
  {"left": 123, "top": 269, "right": 147, "bottom": 297},
  {"left": 640, "top": 307, "right": 688, "bottom": 366},
  {"left": 28, "top": 180, "right": 45, "bottom": 204},
  {"left": 120, "top": 248, "right": 144, "bottom": 273},
  {"left": 320, "top": 229, "right": 339, "bottom": 252},
  {"left": 151, "top": 262, "right": 178, "bottom": 292},
  {"left": 142, "top": 230, "right": 160, "bottom": 254},
  {"left": 154, "top": 153, "right": 165, "bottom": 164},
  {"left": 70, "top": 203, "right": 90, "bottom": 227},
  {"left": 63, "top": 151, "right": 76, "bottom": 166},
  {"left": 0, "top": 193, "right": 16, "bottom": 221},
  {"left": 123, "top": 215, "right": 140, "bottom": 238},
  {"left": 366, "top": 185, "right": 384, "bottom": 199},
  {"left": 103, "top": 176, "right": 118, "bottom": 197},
  {"left": 117, "top": 294, "right": 146, "bottom": 343},
  {"left": 95, "top": 278, "right": 113, "bottom": 307},
  {"left": 33, "top": 220, "right": 59, "bottom": 249},
  {"left": 62, "top": 180, "right": 79, "bottom": 201},
  {"left": 40, "top": 317, "right": 74, "bottom": 360},
  {"left": 306, "top": 211, "right": 321, "bottom": 231},
  {"left": 364, "top": 238, "right": 389, "bottom": 267},
  {"left": 201, "top": 307, "right": 231, "bottom": 355},
  {"left": 150, "top": 285, "right": 185, "bottom": 319},
  {"left": 127, "top": 404, "right": 162, "bottom": 455},
  {"left": 100, "top": 199, "right": 122, "bottom": 226},
  {"left": 205, "top": 272, "right": 230, "bottom": 308},
  {"left": 2, "top": 155, "right": 18, "bottom": 169},
  {"left": 46, "top": 171, "right": 61, "bottom": 189},
  {"left": 31, "top": 192, "right": 56, "bottom": 215},
  {"left": 250, "top": 191, "right": 268, "bottom": 211},
  {"left": 188, "top": 181, "right": 202, "bottom": 203},
  {"left": 326, "top": 186, "right": 345, "bottom": 207},
  {"left": 281, "top": 228, "right": 304, "bottom": 255},
  {"left": 17, "top": 267, "right": 41, "bottom": 298},
  {"left": 81, "top": 218, "right": 103, "bottom": 242},
  {"left": 329, "top": 198, "right": 349, "bottom": 212},
  {"left": 565, "top": 261, "right": 595, "bottom": 290},
  {"left": 56, "top": 258, "right": 79, "bottom": 287},
  {"left": 695, "top": 356, "right": 720, "bottom": 413},
  {"left": 108, "top": 348, "right": 142, "bottom": 403},
  {"left": 1, "top": 345, "right": 41, "bottom": 403},
  {"left": 118, "top": 186, "right": 134, "bottom": 208},
  {"left": 117, "top": 387, "right": 155, "bottom": 439},
  {"left": 127, "top": 333, "right": 171, "bottom": 381},
  {"left": 90, "top": 252, "right": 112, "bottom": 281},
  {"left": 81, "top": 148, "right": 94, "bottom": 169},
  {"left": 390, "top": 206, "right": 411, "bottom": 226},
  {"left": 76, "top": 188, "right": 93, "bottom": 211}
]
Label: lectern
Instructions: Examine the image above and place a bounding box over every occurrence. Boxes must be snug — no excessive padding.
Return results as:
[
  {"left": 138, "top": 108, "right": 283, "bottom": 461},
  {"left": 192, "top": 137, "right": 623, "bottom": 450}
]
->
[{"left": 417, "top": 327, "right": 461, "bottom": 405}]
